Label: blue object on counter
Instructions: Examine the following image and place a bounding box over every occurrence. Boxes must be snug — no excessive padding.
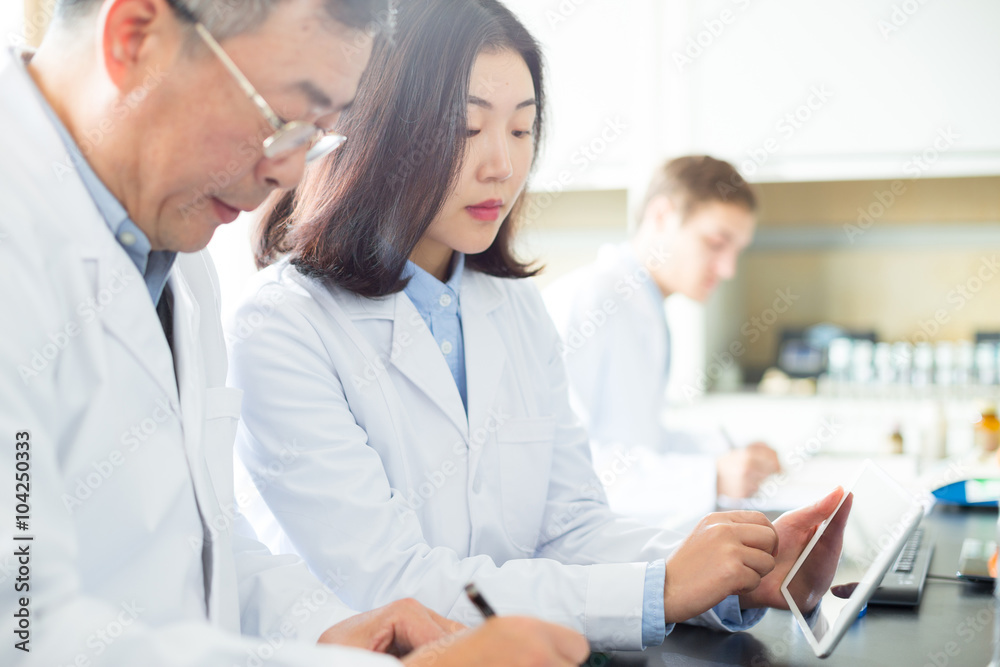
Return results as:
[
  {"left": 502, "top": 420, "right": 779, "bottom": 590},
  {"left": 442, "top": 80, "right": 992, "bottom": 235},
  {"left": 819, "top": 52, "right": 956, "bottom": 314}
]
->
[{"left": 931, "top": 479, "right": 1000, "bottom": 508}]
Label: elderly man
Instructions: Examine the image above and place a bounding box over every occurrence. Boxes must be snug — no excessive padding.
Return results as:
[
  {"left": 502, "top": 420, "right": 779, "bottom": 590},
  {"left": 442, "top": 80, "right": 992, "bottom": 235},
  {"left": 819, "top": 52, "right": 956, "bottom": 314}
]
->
[{"left": 0, "top": 0, "right": 586, "bottom": 665}]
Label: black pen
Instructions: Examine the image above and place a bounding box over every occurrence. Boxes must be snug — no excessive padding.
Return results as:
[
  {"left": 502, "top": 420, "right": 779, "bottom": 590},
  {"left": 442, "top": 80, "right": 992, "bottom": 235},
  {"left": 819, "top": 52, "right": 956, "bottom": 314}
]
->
[
  {"left": 464, "top": 582, "right": 496, "bottom": 618},
  {"left": 464, "top": 583, "right": 617, "bottom": 667}
]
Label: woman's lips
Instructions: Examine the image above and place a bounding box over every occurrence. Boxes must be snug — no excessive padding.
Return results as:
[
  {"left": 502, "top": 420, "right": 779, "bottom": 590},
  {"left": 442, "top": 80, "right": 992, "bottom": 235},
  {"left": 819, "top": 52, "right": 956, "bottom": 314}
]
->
[{"left": 465, "top": 200, "right": 503, "bottom": 222}]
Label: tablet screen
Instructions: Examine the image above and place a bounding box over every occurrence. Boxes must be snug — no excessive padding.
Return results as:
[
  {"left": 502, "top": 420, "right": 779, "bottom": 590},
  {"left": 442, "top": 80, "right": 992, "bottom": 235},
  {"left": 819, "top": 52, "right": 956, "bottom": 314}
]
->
[{"left": 782, "top": 460, "right": 922, "bottom": 656}]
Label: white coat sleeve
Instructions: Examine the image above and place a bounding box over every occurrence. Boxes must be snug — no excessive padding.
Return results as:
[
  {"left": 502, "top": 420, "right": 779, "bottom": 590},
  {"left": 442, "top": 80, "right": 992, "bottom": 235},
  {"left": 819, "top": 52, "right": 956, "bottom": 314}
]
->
[
  {"left": 228, "top": 282, "right": 660, "bottom": 651},
  {"left": 0, "top": 225, "right": 397, "bottom": 667},
  {"left": 522, "top": 288, "right": 765, "bottom": 635}
]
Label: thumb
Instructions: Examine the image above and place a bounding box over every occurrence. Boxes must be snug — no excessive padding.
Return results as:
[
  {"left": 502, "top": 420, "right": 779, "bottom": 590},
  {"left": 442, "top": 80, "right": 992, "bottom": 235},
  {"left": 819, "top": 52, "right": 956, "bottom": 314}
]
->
[{"left": 788, "top": 486, "right": 845, "bottom": 528}]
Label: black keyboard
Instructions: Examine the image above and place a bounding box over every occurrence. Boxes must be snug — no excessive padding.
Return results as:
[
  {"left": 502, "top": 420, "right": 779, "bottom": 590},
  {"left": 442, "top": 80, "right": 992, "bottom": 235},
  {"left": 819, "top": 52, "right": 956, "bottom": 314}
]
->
[{"left": 869, "top": 527, "right": 934, "bottom": 606}]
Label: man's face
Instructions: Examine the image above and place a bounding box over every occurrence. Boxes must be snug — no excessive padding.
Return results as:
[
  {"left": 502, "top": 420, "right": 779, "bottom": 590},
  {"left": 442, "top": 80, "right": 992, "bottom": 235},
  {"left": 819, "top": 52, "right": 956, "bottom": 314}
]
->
[
  {"left": 118, "top": 1, "right": 372, "bottom": 252},
  {"left": 650, "top": 199, "right": 756, "bottom": 302}
]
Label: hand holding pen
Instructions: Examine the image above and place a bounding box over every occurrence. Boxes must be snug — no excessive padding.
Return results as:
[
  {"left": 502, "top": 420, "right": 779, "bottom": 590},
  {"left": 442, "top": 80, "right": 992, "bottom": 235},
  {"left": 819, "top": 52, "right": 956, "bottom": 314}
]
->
[
  {"left": 717, "top": 427, "right": 782, "bottom": 499},
  {"left": 463, "top": 583, "right": 606, "bottom": 667}
]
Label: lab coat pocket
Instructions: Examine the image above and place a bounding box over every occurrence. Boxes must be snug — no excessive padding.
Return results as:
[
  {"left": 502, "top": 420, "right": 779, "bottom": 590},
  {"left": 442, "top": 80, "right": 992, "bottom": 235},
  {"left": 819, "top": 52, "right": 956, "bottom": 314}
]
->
[
  {"left": 496, "top": 416, "right": 556, "bottom": 555},
  {"left": 202, "top": 386, "right": 244, "bottom": 507}
]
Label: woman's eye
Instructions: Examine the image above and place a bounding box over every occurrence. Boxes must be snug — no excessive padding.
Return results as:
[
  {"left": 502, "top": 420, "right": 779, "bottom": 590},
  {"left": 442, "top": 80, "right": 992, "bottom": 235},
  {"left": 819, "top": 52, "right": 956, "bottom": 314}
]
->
[
  {"left": 467, "top": 129, "right": 481, "bottom": 137},
  {"left": 512, "top": 130, "right": 532, "bottom": 138}
]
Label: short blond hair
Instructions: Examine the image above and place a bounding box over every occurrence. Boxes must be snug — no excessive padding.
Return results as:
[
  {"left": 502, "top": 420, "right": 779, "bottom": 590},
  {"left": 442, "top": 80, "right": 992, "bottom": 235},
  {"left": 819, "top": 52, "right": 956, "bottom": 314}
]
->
[{"left": 639, "top": 155, "right": 756, "bottom": 224}]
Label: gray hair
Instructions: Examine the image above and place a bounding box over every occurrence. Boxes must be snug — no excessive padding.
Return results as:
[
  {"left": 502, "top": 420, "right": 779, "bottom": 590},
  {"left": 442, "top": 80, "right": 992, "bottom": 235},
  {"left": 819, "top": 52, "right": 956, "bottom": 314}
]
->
[{"left": 55, "top": 0, "right": 393, "bottom": 40}]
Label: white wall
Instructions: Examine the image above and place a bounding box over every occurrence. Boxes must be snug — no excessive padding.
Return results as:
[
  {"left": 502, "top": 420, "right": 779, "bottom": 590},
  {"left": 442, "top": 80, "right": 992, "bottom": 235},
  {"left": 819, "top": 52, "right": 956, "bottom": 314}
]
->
[{"left": 1, "top": 2, "right": 24, "bottom": 48}]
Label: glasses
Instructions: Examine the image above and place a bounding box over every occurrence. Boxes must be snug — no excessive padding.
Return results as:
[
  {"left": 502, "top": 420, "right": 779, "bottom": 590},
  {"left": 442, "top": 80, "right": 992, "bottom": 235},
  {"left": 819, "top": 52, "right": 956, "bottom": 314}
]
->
[{"left": 168, "top": 1, "right": 347, "bottom": 163}]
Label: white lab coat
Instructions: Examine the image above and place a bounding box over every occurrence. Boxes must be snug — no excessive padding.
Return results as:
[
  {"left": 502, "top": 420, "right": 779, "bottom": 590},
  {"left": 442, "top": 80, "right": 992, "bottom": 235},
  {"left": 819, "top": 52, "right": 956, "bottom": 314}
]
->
[
  {"left": 543, "top": 244, "right": 719, "bottom": 523},
  {"left": 228, "top": 259, "right": 758, "bottom": 652},
  {"left": 0, "top": 48, "right": 394, "bottom": 666}
]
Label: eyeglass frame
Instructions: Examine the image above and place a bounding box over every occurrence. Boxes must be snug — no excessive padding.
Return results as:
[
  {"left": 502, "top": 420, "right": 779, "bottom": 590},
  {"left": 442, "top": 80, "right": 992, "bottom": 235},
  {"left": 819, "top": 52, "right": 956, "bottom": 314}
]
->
[{"left": 166, "top": 0, "right": 347, "bottom": 163}]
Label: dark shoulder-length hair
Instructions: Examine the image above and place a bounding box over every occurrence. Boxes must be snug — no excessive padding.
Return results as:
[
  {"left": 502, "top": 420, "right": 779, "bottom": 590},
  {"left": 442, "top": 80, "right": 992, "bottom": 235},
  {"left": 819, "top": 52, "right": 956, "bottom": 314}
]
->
[{"left": 255, "top": 0, "right": 545, "bottom": 297}]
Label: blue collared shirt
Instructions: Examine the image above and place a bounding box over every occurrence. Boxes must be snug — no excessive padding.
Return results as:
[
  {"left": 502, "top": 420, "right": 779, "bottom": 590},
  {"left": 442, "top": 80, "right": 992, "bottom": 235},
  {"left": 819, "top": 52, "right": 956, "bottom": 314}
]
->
[
  {"left": 30, "top": 68, "right": 175, "bottom": 305},
  {"left": 402, "top": 254, "right": 468, "bottom": 412}
]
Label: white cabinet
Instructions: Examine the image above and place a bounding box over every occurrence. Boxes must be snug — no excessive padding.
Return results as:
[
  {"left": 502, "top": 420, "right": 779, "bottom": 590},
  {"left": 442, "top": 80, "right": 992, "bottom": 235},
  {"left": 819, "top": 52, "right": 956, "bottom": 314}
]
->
[
  {"left": 684, "top": 0, "right": 1000, "bottom": 182},
  {"left": 503, "top": 0, "right": 666, "bottom": 193},
  {"left": 506, "top": 0, "right": 1000, "bottom": 189}
]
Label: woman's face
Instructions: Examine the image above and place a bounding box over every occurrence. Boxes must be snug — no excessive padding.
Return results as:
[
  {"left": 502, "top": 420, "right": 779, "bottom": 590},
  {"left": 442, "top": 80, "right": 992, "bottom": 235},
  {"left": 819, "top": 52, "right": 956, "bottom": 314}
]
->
[{"left": 419, "top": 48, "right": 537, "bottom": 259}]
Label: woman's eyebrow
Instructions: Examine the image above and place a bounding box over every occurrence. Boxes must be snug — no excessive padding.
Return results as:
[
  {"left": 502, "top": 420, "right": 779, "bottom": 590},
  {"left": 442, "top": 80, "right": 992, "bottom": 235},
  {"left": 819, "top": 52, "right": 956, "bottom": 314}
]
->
[{"left": 468, "top": 95, "right": 538, "bottom": 110}]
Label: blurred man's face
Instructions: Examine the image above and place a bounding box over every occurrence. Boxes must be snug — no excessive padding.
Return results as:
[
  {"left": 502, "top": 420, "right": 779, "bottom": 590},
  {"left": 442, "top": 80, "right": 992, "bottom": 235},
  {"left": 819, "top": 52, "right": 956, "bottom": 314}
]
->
[
  {"left": 648, "top": 199, "right": 756, "bottom": 302},
  {"left": 108, "top": 0, "right": 372, "bottom": 252}
]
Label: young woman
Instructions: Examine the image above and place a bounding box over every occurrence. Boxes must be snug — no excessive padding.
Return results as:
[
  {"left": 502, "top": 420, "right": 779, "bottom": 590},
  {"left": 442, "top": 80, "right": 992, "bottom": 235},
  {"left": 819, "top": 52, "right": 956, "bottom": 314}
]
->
[{"left": 228, "top": 0, "right": 844, "bottom": 652}]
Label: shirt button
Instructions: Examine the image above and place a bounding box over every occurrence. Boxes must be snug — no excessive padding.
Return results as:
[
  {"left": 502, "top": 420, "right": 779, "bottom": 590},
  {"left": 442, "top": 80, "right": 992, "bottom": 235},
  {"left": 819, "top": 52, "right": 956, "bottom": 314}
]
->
[
  {"left": 439, "top": 294, "right": 452, "bottom": 307},
  {"left": 119, "top": 231, "right": 137, "bottom": 246},
  {"left": 441, "top": 341, "right": 453, "bottom": 355}
]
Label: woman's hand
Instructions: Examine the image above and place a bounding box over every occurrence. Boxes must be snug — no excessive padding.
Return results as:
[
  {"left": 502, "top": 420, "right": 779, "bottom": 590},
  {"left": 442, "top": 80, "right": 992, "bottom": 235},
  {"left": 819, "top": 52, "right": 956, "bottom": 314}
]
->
[{"left": 739, "top": 487, "right": 851, "bottom": 613}]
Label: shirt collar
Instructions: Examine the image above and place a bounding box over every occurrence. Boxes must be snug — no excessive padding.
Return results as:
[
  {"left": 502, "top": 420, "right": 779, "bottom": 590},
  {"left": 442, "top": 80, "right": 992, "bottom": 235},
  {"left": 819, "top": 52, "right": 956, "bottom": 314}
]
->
[
  {"left": 621, "top": 243, "right": 667, "bottom": 312},
  {"left": 402, "top": 253, "right": 465, "bottom": 312},
  {"left": 24, "top": 54, "right": 175, "bottom": 304}
]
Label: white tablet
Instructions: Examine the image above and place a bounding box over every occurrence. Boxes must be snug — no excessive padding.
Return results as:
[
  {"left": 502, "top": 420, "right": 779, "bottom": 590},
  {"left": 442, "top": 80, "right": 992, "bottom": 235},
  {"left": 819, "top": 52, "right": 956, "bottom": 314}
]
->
[{"left": 780, "top": 459, "right": 924, "bottom": 659}]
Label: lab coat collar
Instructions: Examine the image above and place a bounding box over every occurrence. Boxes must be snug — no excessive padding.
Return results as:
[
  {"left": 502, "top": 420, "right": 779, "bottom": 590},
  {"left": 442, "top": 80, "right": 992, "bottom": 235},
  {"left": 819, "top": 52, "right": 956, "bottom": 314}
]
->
[
  {"left": 291, "top": 262, "right": 511, "bottom": 439},
  {"left": 390, "top": 294, "right": 469, "bottom": 435},
  {"left": 1, "top": 48, "right": 180, "bottom": 404}
]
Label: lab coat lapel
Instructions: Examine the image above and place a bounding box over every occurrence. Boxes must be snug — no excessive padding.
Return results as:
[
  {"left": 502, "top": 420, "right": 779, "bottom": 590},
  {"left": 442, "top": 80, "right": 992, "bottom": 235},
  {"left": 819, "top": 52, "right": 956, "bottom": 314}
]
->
[
  {"left": 170, "top": 267, "right": 207, "bottom": 477},
  {"left": 95, "top": 250, "right": 181, "bottom": 404},
  {"left": 390, "top": 293, "right": 469, "bottom": 437},
  {"left": 169, "top": 265, "right": 229, "bottom": 618},
  {"left": 462, "top": 270, "right": 507, "bottom": 468},
  {"left": 5, "top": 46, "right": 180, "bottom": 405}
]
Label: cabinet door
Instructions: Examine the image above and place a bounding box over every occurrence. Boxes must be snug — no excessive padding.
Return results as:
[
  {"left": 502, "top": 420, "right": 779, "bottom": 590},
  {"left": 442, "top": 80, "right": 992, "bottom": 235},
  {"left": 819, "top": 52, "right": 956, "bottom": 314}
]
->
[
  {"left": 677, "top": 0, "right": 1000, "bottom": 181},
  {"left": 504, "top": 0, "right": 664, "bottom": 192}
]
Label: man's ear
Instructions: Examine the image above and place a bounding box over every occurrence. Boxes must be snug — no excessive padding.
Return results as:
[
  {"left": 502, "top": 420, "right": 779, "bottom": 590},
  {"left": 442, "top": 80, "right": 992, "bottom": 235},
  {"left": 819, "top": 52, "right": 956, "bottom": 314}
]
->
[
  {"left": 99, "top": 0, "right": 165, "bottom": 90},
  {"left": 644, "top": 195, "right": 681, "bottom": 234}
]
